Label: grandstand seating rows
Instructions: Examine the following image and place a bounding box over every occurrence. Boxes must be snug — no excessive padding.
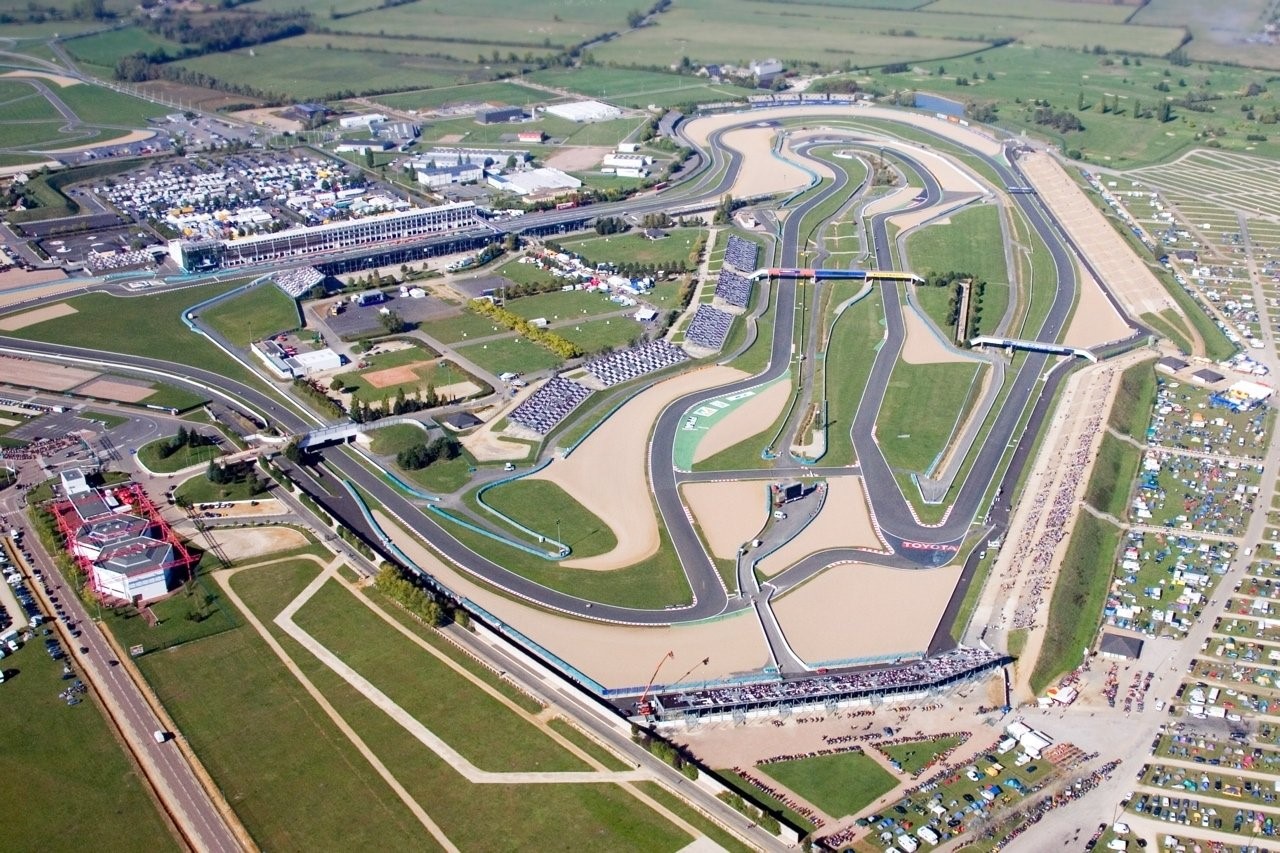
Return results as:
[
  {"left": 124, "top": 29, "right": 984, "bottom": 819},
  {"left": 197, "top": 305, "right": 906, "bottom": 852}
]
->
[
  {"left": 724, "top": 235, "right": 759, "bottom": 272},
  {"left": 274, "top": 266, "right": 325, "bottom": 297},
  {"left": 508, "top": 377, "right": 592, "bottom": 435},
  {"left": 714, "top": 270, "right": 753, "bottom": 308},
  {"left": 586, "top": 340, "right": 688, "bottom": 387},
  {"left": 685, "top": 305, "right": 734, "bottom": 351}
]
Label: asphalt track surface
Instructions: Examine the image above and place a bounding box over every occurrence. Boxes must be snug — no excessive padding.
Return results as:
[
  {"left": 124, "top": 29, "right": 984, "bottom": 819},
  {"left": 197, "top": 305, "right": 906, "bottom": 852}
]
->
[{"left": 1, "top": 111, "right": 1108, "bottom": 630}]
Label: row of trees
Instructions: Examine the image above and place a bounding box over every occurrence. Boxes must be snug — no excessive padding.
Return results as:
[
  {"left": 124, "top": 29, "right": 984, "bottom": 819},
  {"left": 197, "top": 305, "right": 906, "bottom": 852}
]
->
[
  {"left": 373, "top": 564, "right": 449, "bottom": 627},
  {"left": 468, "top": 299, "right": 584, "bottom": 359},
  {"left": 348, "top": 385, "right": 453, "bottom": 424},
  {"left": 594, "top": 216, "right": 629, "bottom": 235},
  {"left": 395, "top": 436, "right": 461, "bottom": 470},
  {"left": 156, "top": 426, "right": 215, "bottom": 460}
]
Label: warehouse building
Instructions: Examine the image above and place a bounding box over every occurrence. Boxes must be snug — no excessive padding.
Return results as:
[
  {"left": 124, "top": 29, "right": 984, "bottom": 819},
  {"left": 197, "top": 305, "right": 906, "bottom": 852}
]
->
[
  {"left": 486, "top": 167, "right": 582, "bottom": 198},
  {"left": 477, "top": 106, "right": 526, "bottom": 124},
  {"left": 339, "top": 113, "right": 388, "bottom": 130},
  {"left": 544, "top": 100, "right": 623, "bottom": 123},
  {"left": 417, "top": 163, "right": 484, "bottom": 189}
]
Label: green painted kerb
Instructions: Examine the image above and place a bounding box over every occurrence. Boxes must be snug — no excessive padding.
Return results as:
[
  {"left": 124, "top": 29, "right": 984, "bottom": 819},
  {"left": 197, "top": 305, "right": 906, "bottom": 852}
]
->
[{"left": 672, "top": 372, "right": 791, "bottom": 471}]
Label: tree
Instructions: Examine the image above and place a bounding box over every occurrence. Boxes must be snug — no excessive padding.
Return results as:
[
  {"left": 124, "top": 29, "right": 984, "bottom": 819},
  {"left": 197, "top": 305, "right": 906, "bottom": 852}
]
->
[
  {"left": 626, "top": 8, "right": 643, "bottom": 27},
  {"left": 380, "top": 310, "right": 406, "bottom": 334},
  {"left": 363, "top": 148, "right": 374, "bottom": 169}
]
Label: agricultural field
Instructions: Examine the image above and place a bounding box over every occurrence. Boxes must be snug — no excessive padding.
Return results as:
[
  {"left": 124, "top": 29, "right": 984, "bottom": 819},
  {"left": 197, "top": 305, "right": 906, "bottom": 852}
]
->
[
  {"left": 887, "top": 44, "right": 1280, "bottom": 166},
  {"left": 586, "top": 0, "right": 1185, "bottom": 71},
  {"left": 373, "top": 81, "right": 548, "bottom": 113},
  {"left": 62, "top": 26, "right": 184, "bottom": 70},
  {"left": 526, "top": 67, "right": 756, "bottom": 109},
  {"left": 172, "top": 44, "right": 504, "bottom": 102}
]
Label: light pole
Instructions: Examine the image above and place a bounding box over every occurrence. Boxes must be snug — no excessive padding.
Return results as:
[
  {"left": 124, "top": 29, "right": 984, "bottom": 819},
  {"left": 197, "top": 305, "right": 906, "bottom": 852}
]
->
[{"left": 556, "top": 518, "right": 562, "bottom": 545}]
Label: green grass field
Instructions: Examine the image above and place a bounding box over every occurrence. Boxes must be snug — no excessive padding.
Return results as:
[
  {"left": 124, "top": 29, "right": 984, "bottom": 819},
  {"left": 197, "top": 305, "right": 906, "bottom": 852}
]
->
[
  {"left": 562, "top": 229, "right": 705, "bottom": 269},
  {"left": 559, "top": 316, "right": 643, "bottom": 354},
  {"left": 0, "top": 639, "right": 177, "bottom": 852},
  {"left": 142, "top": 559, "right": 433, "bottom": 850},
  {"left": 879, "top": 734, "right": 966, "bottom": 776},
  {"left": 504, "top": 289, "right": 621, "bottom": 322},
  {"left": 104, "top": 575, "right": 241, "bottom": 656},
  {"left": 54, "top": 82, "right": 168, "bottom": 127},
  {"left": 481, "top": 478, "right": 618, "bottom": 558},
  {"left": 293, "top": 579, "right": 583, "bottom": 771},
  {"left": 174, "top": 471, "right": 268, "bottom": 504},
  {"left": 875, "top": 360, "right": 982, "bottom": 473},
  {"left": 417, "top": 310, "right": 507, "bottom": 344},
  {"left": 454, "top": 336, "right": 563, "bottom": 375},
  {"left": 137, "top": 435, "right": 222, "bottom": 473},
  {"left": 63, "top": 26, "right": 184, "bottom": 67},
  {"left": 80, "top": 409, "right": 128, "bottom": 428},
  {"left": 367, "top": 422, "right": 432, "bottom": 456},
  {"left": 1029, "top": 513, "right": 1121, "bottom": 693},
  {"left": 200, "top": 285, "right": 300, "bottom": 347},
  {"left": 335, "top": 348, "right": 468, "bottom": 404},
  {"left": 526, "top": 67, "right": 755, "bottom": 108},
  {"left": 7, "top": 282, "right": 264, "bottom": 388},
  {"left": 757, "top": 750, "right": 899, "bottom": 819},
  {"left": 404, "top": 454, "right": 474, "bottom": 494}
]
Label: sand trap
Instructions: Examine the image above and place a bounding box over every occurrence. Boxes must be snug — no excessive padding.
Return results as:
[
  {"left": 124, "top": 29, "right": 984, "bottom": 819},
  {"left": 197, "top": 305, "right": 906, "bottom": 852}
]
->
[
  {"left": 437, "top": 134, "right": 465, "bottom": 144},
  {"left": 1019, "top": 152, "right": 1175, "bottom": 319},
  {"left": 365, "top": 363, "right": 422, "bottom": 388},
  {"left": 210, "top": 526, "right": 310, "bottom": 562},
  {"left": 40, "top": 128, "right": 155, "bottom": 154},
  {"left": 692, "top": 378, "right": 793, "bottom": 464},
  {"left": 719, "top": 126, "right": 812, "bottom": 198},
  {"left": 0, "top": 355, "right": 97, "bottom": 391},
  {"left": 545, "top": 146, "right": 609, "bottom": 172},
  {"left": 1, "top": 70, "right": 80, "bottom": 87},
  {"left": 0, "top": 301, "right": 76, "bottom": 331},
  {"left": 773, "top": 562, "right": 961, "bottom": 664},
  {"left": 1063, "top": 267, "right": 1134, "bottom": 348},
  {"left": 757, "top": 476, "right": 882, "bottom": 576},
  {"left": 685, "top": 106, "right": 1004, "bottom": 158},
  {"left": 373, "top": 509, "right": 773, "bottom": 685},
  {"left": 436, "top": 379, "right": 481, "bottom": 399},
  {"left": 533, "top": 365, "right": 747, "bottom": 571},
  {"left": 860, "top": 185, "right": 920, "bottom": 219},
  {"left": 76, "top": 377, "right": 154, "bottom": 403},
  {"left": 681, "top": 480, "right": 771, "bottom": 560},
  {"left": 901, "top": 305, "right": 972, "bottom": 365}
]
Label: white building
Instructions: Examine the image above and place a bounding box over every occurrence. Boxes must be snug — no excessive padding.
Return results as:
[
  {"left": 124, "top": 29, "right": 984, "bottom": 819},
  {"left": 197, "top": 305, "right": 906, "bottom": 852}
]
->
[
  {"left": 339, "top": 113, "right": 388, "bottom": 130},
  {"left": 544, "top": 100, "right": 624, "bottom": 123},
  {"left": 416, "top": 163, "right": 483, "bottom": 189},
  {"left": 486, "top": 167, "right": 582, "bottom": 197},
  {"left": 602, "top": 152, "right": 653, "bottom": 169},
  {"left": 288, "top": 349, "right": 343, "bottom": 376}
]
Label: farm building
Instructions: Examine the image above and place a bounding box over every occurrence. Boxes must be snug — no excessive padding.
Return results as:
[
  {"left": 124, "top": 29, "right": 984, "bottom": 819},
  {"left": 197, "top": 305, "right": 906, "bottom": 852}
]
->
[
  {"left": 339, "top": 113, "right": 387, "bottom": 130},
  {"left": 417, "top": 163, "right": 483, "bottom": 189},
  {"left": 51, "top": 481, "right": 196, "bottom": 605},
  {"left": 487, "top": 167, "right": 582, "bottom": 198},
  {"left": 544, "top": 100, "right": 623, "bottom": 123},
  {"left": 477, "top": 106, "right": 526, "bottom": 124}
]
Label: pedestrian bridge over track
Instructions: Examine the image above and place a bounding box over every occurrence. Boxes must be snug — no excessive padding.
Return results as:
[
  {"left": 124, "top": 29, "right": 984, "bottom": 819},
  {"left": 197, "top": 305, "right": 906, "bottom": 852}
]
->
[
  {"left": 751, "top": 268, "right": 922, "bottom": 283},
  {"left": 969, "top": 336, "right": 1097, "bottom": 362},
  {"left": 297, "top": 416, "right": 431, "bottom": 449}
]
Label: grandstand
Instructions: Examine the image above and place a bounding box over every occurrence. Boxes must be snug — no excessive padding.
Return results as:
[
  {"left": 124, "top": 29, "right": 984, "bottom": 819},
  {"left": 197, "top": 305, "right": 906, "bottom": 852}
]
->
[
  {"left": 724, "top": 235, "right": 759, "bottom": 272},
  {"left": 508, "top": 377, "right": 592, "bottom": 435},
  {"left": 713, "top": 270, "right": 753, "bottom": 308},
  {"left": 585, "top": 340, "right": 688, "bottom": 387},
  {"left": 645, "top": 647, "right": 1007, "bottom": 721},
  {"left": 685, "top": 304, "right": 734, "bottom": 351},
  {"left": 273, "top": 266, "right": 325, "bottom": 298},
  {"left": 167, "top": 201, "right": 483, "bottom": 272}
]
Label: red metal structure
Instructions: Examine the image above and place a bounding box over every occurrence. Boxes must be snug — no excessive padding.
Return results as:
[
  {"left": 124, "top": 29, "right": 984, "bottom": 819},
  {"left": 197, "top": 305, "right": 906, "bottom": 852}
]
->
[{"left": 50, "top": 482, "right": 198, "bottom": 602}]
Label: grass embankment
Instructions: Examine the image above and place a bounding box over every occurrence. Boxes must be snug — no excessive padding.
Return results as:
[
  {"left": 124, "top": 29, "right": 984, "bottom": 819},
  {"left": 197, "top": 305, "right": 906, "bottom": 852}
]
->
[
  {"left": 0, "top": 634, "right": 177, "bottom": 851},
  {"left": 1083, "top": 433, "right": 1141, "bottom": 520},
  {"left": 201, "top": 285, "right": 301, "bottom": 346},
  {"left": 174, "top": 472, "right": 268, "bottom": 504},
  {"left": 1109, "top": 359, "right": 1157, "bottom": 438},
  {"left": 1141, "top": 311, "right": 1193, "bottom": 355},
  {"left": 817, "top": 288, "right": 885, "bottom": 467},
  {"left": 1028, "top": 513, "right": 1123, "bottom": 694},
  {"left": 757, "top": 750, "right": 898, "bottom": 819},
  {"left": 367, "top": 422, "right": 432, "bottom": 455},
  {"left": 431, "top": 510, "right": 692, "bottom": 609},
  {"left": 481, "top": 478, "right": 618, "bottom": 559}
]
